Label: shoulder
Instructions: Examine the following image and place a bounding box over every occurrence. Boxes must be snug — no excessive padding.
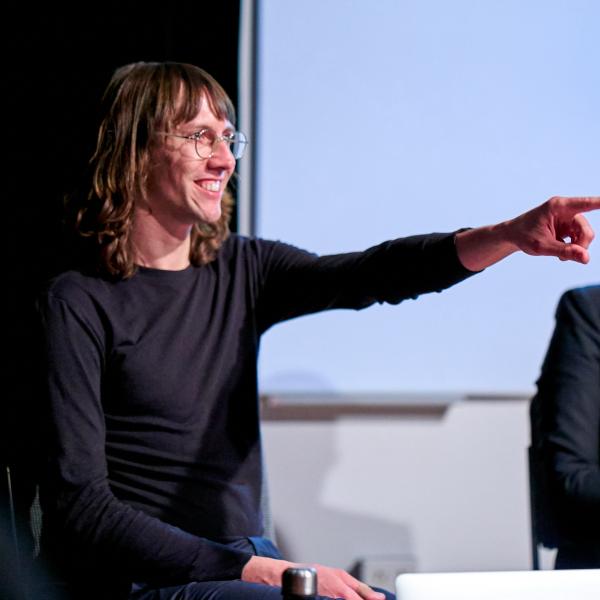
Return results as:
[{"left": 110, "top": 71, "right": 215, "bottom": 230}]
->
[
  {"left": 557, "top": 285, "right": 600, "bottom": 324},
  {"left": 43, "top": 270, "right": 111, "bottom": 302},
  {"left": 219, "top": 233, "right": 296, "bottom": 254},
  {"left": 38, "top": 270, "right": 121, "bottom": 323},
  {"left": 218, "top": 234, "right": 315, "bottom": 267}
]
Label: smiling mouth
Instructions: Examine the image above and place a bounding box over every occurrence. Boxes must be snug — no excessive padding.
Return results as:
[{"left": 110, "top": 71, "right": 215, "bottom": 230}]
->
[{"left": 198, "top": 180, "right": 221, "bottom": 192}]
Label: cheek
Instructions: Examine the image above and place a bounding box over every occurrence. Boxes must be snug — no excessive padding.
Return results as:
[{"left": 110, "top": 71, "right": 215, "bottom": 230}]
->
[{"left": 147, "top": 158, "right": 187, "bottom": 193}]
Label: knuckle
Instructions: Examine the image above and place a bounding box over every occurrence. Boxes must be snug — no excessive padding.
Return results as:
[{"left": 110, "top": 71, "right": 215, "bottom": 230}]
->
[
  {"left": 528, "top": 237, "right": 543, "bottom": 254},
  {"left": 547, "top": 196, "right": 564, "bottom": 211}
]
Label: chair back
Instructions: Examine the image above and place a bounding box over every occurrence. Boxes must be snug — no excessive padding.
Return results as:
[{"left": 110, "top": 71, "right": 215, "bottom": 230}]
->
[
  {"left": 528, "top": 392, "right": 559, "bottom": 569},
  {"left": 2, "top": 463, "right": 44, "bottom": 600}
]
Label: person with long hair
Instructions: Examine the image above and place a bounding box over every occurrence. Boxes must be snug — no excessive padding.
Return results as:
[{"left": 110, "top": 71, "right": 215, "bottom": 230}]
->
[{"left": 36, "top": 61, "right": 600, "bottom": 600}]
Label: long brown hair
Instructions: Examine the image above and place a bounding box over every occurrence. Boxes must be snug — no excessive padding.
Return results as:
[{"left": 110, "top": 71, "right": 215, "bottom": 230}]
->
[{"left": 74, "top": 61, "right": 236, "bottom": 278}]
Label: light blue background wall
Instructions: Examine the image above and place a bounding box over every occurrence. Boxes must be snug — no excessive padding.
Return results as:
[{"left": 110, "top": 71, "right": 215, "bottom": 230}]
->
[{"left": 256, "top": 0, "right": 599, "bottom": 395}]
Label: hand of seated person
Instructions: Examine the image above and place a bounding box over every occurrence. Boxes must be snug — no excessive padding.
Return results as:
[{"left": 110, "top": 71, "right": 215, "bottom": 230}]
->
[{"left": 241, "top": 555, "right": 386, "bottom": 600}]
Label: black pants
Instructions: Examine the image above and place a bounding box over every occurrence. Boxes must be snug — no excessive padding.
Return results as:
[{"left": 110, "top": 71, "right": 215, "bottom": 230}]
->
[{"left": 555, "top": 541, "right": 600, "bottom": 569}]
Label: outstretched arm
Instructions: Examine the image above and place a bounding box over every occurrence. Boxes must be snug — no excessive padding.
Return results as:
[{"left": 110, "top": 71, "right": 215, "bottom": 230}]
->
[{"left": 455, "top": 196, "right": 600, "bottom": 271}]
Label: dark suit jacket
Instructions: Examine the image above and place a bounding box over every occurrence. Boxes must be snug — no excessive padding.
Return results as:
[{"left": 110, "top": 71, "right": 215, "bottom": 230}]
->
[{"left": 531, "top": 285, "right": 600, "bottom": 567}]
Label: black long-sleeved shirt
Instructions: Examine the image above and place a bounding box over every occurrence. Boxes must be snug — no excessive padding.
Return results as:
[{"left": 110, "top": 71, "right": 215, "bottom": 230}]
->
[{"left": 37, "top": 232, "right": 475, "bottom": 589}]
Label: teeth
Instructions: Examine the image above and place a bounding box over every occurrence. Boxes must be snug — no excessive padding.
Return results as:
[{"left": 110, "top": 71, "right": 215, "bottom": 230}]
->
[{"left": 200, "top": 180, "right": 220, "bottom": 192}]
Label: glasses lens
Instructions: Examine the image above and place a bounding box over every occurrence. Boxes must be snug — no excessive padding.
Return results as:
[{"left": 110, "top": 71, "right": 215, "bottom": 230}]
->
[
  {"left": 194, "top": 130, "right": 215, "bottom": 159},
  {"left": 193, "top": 130, "right": 248, "bottom": 159},
  {"left": 230, "top": 132, "right": 248, "bottom": 159}
]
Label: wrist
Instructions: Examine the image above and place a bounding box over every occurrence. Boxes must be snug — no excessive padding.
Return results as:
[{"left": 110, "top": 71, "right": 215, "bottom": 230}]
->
[
  {"left": 241, "top": 555, "right": 294, "bottom": 586},
  {"left": 455, "top": 222, "right": 518, "bottom": 271},
  {"left": 492, "top": 219, "right": 520, "bottom": 254}
]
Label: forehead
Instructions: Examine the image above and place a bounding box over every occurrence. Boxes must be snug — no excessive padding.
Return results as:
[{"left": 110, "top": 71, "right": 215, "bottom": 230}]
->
[
  {"left": 171, "top": 94, "right": 233, "bottom": 131},
  {"left": 189, "top": 99, "right": 233, "bottom": 129}
]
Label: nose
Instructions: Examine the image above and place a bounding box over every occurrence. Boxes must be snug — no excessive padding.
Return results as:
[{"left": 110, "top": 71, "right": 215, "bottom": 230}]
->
[{"left": 207, "top": 138, "right": 236, "bottom": 170}]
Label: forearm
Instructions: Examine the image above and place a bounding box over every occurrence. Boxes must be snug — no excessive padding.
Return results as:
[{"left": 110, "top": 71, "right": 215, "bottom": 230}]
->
[
  {"left": 39, "top": 291, "right": 253, "bottom": 586},
  {"left": 241, "top": 555, "right": 293, "bottom": 586},
  {"left": 455, "top": 221, "right": 518, "bottom": 271},
  {"left": 47, "top": 481, "right": 253, "bottom": 585}
]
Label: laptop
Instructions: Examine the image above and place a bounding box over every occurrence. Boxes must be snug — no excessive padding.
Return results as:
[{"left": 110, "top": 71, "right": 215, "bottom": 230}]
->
[{"left": 395, "top": 569, "right": 600, "bottom": 599}]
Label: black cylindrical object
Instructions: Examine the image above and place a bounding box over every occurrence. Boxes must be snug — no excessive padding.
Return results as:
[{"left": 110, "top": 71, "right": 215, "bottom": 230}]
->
[{"left": 281, "top": 566, "right": 318, "bottom": 599}]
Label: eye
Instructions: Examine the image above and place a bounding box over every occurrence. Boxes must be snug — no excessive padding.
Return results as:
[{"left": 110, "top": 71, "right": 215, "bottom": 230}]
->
[{"left": 192, "top": 129, "right": 216, "bottom": 145}]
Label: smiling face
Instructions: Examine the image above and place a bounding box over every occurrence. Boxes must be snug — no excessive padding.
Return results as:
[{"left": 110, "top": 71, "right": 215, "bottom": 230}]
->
[{"left": 142, "top": 97, "right": 237, "bottom": 233}]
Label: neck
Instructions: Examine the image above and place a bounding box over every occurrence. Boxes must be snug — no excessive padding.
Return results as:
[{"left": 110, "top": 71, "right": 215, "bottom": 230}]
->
[{"left": 131, "top": 209, "right": 192, "bottom": 270}]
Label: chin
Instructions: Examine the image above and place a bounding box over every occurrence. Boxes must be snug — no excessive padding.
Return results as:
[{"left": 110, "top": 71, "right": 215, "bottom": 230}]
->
[
  {"left": 198, "top": 208, "right": 222, "bottom": 225},
  {"left": 191, "top": 198, "right": 222, "bottom": 225}
]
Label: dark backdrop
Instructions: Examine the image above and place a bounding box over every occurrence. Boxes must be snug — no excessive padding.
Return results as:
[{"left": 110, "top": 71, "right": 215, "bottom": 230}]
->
[{"left": 3, "top": 0, "right": 242, "bottom": 509}]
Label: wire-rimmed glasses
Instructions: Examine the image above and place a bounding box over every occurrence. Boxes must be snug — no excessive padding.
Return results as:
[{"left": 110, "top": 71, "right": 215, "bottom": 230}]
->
[{"left": 162, "top": 128, "right": 248, "bottom": 160}]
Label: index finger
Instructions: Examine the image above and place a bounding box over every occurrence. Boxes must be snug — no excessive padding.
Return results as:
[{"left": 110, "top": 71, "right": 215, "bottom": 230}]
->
[{"left": 553, "top": 196, "right": 600, "bottom": 214}]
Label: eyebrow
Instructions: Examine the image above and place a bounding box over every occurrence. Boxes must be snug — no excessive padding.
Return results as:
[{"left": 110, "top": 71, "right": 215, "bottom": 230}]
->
[{"left": 185, "top": 122, "right": 235, "bottom": 133}]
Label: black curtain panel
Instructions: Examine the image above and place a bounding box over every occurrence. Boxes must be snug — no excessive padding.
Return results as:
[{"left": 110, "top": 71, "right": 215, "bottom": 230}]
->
[{"left": 3, "top": 0, "right": 242, "bottom": 468}]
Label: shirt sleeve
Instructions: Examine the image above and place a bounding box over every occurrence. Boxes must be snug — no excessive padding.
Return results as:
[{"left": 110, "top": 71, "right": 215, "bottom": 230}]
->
[
  {"left": 534, "top": 287, "right": 600, "bottom": 529},
  {"left": 255, "top": 231, "right": 477, "bottom": 332},
  {"left": 37, "top": 288, "right": 253, "bottom": 587}
]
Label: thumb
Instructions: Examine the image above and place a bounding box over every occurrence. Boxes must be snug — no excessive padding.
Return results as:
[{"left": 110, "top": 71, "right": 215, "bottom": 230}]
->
[
  {"left": 355, "top": 581, "right": 386, "bottom": 600},
  {"left": 551, "top": 241, "right": 589, "bottom": 263}
]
